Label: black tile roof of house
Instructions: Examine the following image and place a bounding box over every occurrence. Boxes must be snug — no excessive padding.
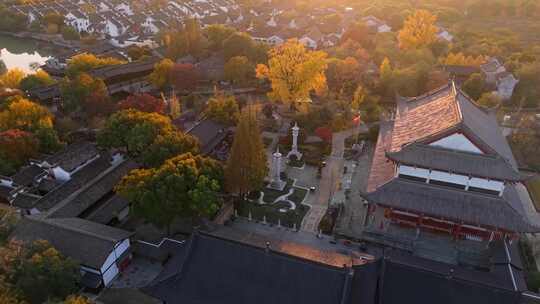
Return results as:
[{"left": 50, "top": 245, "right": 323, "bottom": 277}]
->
[
  {"left": 144, "top": 232, "right": 352, "bottom": 304},
  {"left": 143, "top": 231, "right": 532, "bottom": 304},
  {"left": 11, "top": 216, "right": 133, "bottom": 269},
  {"left": 0, "top": 185, "right": 14, "bottom": 200},
  {"left": 375, "top": 249, "right": 525, "bottom": 304},
  {"left": 86, "top": 194, "right": 130, "bottom": 224},
  {"left": 45, "top": 141, "right": 99, "bottom": 172},
  {"left": 30, "top": 154, "right": 112, "bottom": 212},
  {"left": 46, "top": 159, "right": 138, "bottom": 219},
  {"left": 185, "top": 119, "right": 227, "bottom": 155},
  {"left": 11, "top": 192, "right": 42, "bottom": 209},
  {"left": 365, "top": 178, "right": 537, "bottom": 233},
  {"left": 10, "top": 164, "right": 46, "bottom": 187},
  {"left": 386, "top": 143, "right": 521, "bottom": 181}
]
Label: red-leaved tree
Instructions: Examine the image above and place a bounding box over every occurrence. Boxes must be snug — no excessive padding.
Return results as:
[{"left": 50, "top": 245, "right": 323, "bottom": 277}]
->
[
  {"left": 118, "top": 93, "right": 166, "bottom": 113},
  {"left": 315, "top": 126, "right": 333, "bottom": 143},
  {"left": 0, "top": 129, "right": 39, "bottom": 165},
  {"left": 170, "top": 63, "right": 199, "bottom": 92}
]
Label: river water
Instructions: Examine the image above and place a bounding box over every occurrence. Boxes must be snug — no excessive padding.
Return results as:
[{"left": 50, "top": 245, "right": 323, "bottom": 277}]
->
[{"left": 0, "top": 34, "right": 54, "bottom": 72}]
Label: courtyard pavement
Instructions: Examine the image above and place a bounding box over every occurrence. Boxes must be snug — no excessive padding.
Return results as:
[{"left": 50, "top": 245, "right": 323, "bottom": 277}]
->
[
  {"left": 301, "top": 128, "right": 366, "bottom": 232},
  {"left": 335, "top": 144, "right": 374, "bottom": 238}
]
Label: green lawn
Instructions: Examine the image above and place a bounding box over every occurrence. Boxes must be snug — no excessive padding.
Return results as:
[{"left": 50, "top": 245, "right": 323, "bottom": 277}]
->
[
  {"left": 261, "top": 179, "right": 294, "bottom": 203},
  {"left": 527, "top": 178, "right": 540, "bottom": 212}
]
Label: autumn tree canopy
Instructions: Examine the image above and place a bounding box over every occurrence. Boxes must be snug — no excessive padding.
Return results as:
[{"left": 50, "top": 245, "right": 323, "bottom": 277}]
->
[
  {"left": 60, "top": 72, "right": 112, "bottom": 116},
  {"left": 256, "top": 39, "right": 328, "bottom": 109},
  {"left": 98, "top": 109, "right": 198, "bottom": 167},
  {"left": 0, "top": 240, "right": 80, "bottom": 304},
  {"left": 169, "top": 63, "right": 199, "bottom": 92},
  {"left": 204, "top": 93, "right": 240, "bottom": 125},
  {"left": 0, "top": 98, "right": 62, "bottom": 154},
  {"left": 0, "top": 68, "right": 25, "bottom": 89},
  {"left": 118, "top": 93, "right": 166, "bottom": 113},
  {"left": 224, "top": 56, "right": 254, "bottom": 85},
  {"left": 398, "top": 10, "right": 438, "bottom": 50},
  {"left": 116, "top": 153, "right": 223, "bottom": 234},
  {"left": 225, "top": 108, "right": 268, "bottom": 197},
  {"left": 19, "top": 70, "right": 55, "bottom": 91},
  {"left": 0, "top": 129, "right": 38, "bottom": 175},
  {"left": 148, "top": 58, "right": 174, "bottom": 90},
  {"left": 66, "top": 53, "right": 125, "bottom": 76}
]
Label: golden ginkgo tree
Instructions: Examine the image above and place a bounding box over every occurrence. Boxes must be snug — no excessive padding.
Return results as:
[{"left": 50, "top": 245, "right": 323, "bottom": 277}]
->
[
  {"left": 256, "top": 39, "right": 328, "bottom": 111},
  {"left": 398, "top": 10, "right": 438, "bottom": 50}
]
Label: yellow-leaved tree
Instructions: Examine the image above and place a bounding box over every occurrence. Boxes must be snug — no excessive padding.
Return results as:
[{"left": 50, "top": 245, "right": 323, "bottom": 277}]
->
[
  {"left": 398, "top": 10, "right": 438, "bottom": 50},
  {"left": 0, "top": 68, "right": 25, "bottom": 89},
  {"left": 442, "top": 53, "right": 487, "bottom": 67},
  {"left": 256, "top": 39, "right": 328, "bottom": 110}
]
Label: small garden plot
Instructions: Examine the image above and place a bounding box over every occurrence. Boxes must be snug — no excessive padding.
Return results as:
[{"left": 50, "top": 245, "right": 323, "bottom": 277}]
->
[
  {"left": 261, "top": 179, "right": 294, "bottom": 203},
  {"left": 236, "top": 200, "right": 310, "bottom": 228}
]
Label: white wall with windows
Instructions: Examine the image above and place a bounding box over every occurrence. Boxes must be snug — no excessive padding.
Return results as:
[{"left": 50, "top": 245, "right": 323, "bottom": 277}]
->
[{"left": 398, "top": 165, "right": 504, "bottom": 195}]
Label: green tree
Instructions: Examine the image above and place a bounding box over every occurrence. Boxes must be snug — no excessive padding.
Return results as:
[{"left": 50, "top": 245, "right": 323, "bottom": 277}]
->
[
  {"left": 0, "top": 240, "right": 80, "bottom": 304},
  {"left": 142, "top": 131, "right": 200, "bottom": 168},
  {"left": 204, "top": 93, "right": 240, "bottom": 125},
  {"left": 205, "top": 24, "right": 235, "bottom": 51},
  {"left": 60, "top": 73, "right": 110, "bottom": 115},
  {"left": 225, "top": 108, "right": 268, "bottom": 197},
  {"left": 477, "top": 92, "right": 501, "bottom": 108},
  {"left": 462, "top": 73, "right": 486, "bottom": 100},
  {"left": 116, "top": 153, "right": 223, "bottom": 234},
  {"left": 61, "top": 26, "right": 80, "bottom": 41},
  {"left": 19, "top": 70, "right": 55, "bottom": 91},
  {"left": 148, "top": 58, "right": 174, "bottom": 90},
  {"left": 97, "top": 109, "right": 175, "bottom": 158},
  {"left": 224, "top": 56, "right": 254, "bottom": 85},
  {"left": 163, "top": 19, "right": 207, "bottom": 60},
  {"left": 0, "top": 129, "right": 39, "bottom": 175},
  {"left": 223, "top": 32, "right": 255, "bottom": 61},
  {"left": 0, "top": 6, "right": 27, "bottom": 32}
]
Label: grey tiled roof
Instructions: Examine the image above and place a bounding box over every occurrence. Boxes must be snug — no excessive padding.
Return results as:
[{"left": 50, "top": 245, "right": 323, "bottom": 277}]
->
[
  {"left": 386, "top": 143, "right": 521, "bottom": 181},
  {"left": 86, "top": 195, "right": 130, "bottom": 224},
  {"left": 47, "top": 160, "right": 138, "bottom": 218},
  {"left": 366, "top": 178, "right": 537, "bottom": 232},
  {"left": 144, "top": 232, "right": 350, "bottom": 304},
  {"left": 32, "top": 155, "right": 112, "bottom": 212},
  {"left": 12, "top": 216, "right": 132, "bottom": 269},
  {"left": 11, "top": 192, "right": 42, "bottom": 209},
  {"left": 11, "top": 164, "right": 46, "bottom": 187},
  {"left": 45, "top": 141, "right": 99, "bottom": 172},
  {"left": 455, "top": 91, "right": 518, "bottom": 168},
  {"left": 186, "top": 119, "right": 227, "bottom": 155}
]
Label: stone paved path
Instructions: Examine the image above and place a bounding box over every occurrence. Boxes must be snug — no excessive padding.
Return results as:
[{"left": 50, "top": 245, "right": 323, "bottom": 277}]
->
[{"left": 301, "top": 127, "right": 366, "bottom": 232}]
